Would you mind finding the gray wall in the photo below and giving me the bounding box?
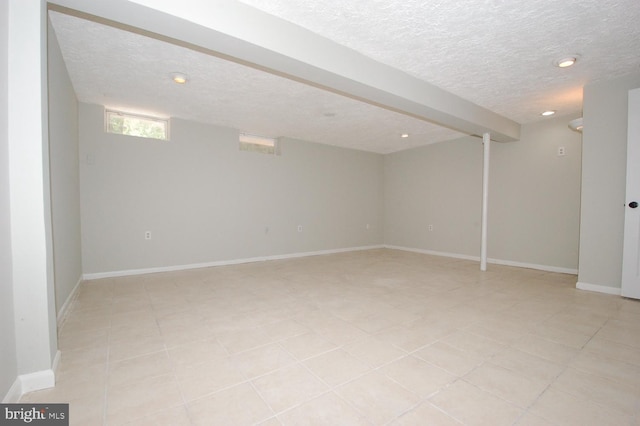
[385,114,583,271]
[384,137,483,257]
[578,72,640,289]
[0,0,19,401]
[490,114,582,269]
[48,20,82,314]
[79,103,383,274]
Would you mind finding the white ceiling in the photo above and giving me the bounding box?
[49,0,640,153]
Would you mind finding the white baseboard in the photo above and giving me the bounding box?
[18,369,55,396]
[385,245,578,274]
[488,258,578,275]
[83,245,385,280]
[2,351,60,403]
[2,378,22,403]
[384,245,478,262]
[57,276,82,327]
[576,281,622,296]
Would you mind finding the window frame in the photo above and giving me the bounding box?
[105,109,170,141]
[239,132,279,155]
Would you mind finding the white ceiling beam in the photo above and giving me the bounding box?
[48,0,520,142]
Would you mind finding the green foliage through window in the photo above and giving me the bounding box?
[106,110,168,140]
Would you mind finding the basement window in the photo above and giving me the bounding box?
[106,110,169,141]
[239,133,278,155]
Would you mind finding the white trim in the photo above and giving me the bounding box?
[480,133,490,271]
[489,258,578,275]
[83,245,385,280]
[576,281,622,296]
[52,350,61,376]
[2,351,60,402]
[385,245,578,274]
[385,245,478,262]
[17,368,55,396]
[57,276,82,327]
[2,378,22,403]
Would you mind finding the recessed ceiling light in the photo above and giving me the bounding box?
[541,110,556,116]
[554,56,578,68]
[401,133,409,138]
[171,72,189,84]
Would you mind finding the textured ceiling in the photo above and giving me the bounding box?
[49,0,640,153]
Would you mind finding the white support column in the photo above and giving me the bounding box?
[8,0,57,394]
[480,133,491,271]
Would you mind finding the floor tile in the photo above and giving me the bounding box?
[108,333,166,362]
[414,341,484,376]
[187,382,274,426]
[105,374,183,425]
[59,327,109,351]
[583,335,640,366]
[252,364,328,414]
[161,324,215,348]
[551,367,640,416]
[279,332,337,361]
[542,310,607,336]
[530,388,632,426]
[380,355,456,398]
[374,324,440,352]
[261,319,310,341]
[489,347,565,383]
[464,320,527,345]
[511,334,580,365]
[350,310,416,334]
[68,395,105,426]
[595,319,640,349]
[109,321,160,342]
[343,335,406,368]
[216,327,277,354]
[438,329,506,358]
[108,351,172,388]
[392,401,463,426]
[166,337,229,367]
[174,356,246,401]
[43,364,108,402]
[513,412,556,426]
[569,350,640,387]
[335,371,420,424]
[277,392,369,425]
[20,250,640,425]
[303,348,371,387]
[429,380,523,426]
[313,320,369,346]
[57,346,108,373]
[529,323,593,349]
[257,417,282,426]
[118,405,191,426]
[463,362,548,408]
[232,343,297,379]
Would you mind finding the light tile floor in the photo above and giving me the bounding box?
[21,249,640,425]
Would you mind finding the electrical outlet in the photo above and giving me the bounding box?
[428,224,433,232]
[297,225,303,233]
[145,231,151,240]
[557,146,566,156]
